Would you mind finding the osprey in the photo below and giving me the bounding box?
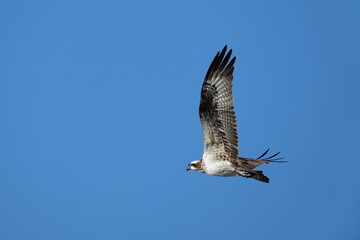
[186,46,286,183]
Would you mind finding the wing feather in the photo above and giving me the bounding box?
[199,46,239,159]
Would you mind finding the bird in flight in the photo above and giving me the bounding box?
[186,46,286,183]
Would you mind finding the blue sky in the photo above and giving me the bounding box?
[1,0,359,239]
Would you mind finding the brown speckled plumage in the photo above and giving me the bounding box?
[187,46,286,183]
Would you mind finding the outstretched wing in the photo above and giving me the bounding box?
[199,46,239,159]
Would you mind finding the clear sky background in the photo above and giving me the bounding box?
[1,1,359,239]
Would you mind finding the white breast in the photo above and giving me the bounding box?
[202,150,237,177]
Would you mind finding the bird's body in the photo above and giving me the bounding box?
[186,46,286,183]
[201,150,236,177]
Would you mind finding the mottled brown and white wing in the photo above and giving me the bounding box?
[199,46,239,159]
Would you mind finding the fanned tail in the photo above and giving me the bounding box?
[237,169,270,183]
[249,170,269,183]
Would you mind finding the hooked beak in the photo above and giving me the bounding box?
[186,165,191,171]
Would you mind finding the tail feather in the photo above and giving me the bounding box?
[236,149,286,183]
[249,170,269,183]
[237,170,270,183]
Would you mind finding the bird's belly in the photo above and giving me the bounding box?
[203,155,237,177]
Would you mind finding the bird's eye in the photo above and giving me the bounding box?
[191,163,196,167]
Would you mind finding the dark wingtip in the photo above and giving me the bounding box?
[204,51,220,80]
[221,45,227,54]
[257,149,286,162]
[270,158,287,162]
[264,151,281,160]
[204,45,235,81]
[257,148,270,159]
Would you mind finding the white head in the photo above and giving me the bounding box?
[186,160,204,173]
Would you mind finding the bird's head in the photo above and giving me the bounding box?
[186,160,204,172]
